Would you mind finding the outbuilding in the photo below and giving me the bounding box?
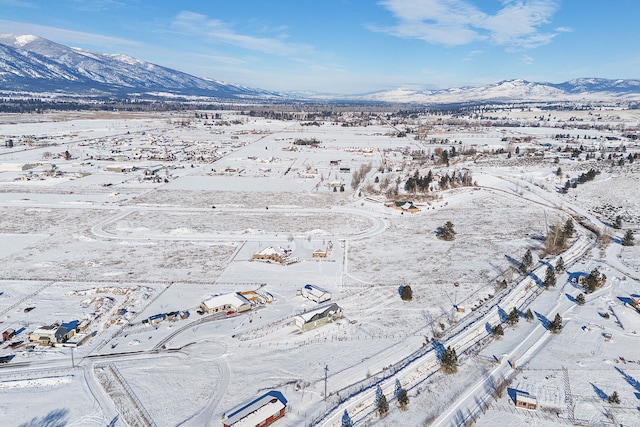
[300,284,332,304]
[514,392,538,410]
[223,390,288,427]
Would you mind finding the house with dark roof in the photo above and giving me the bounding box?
[223,390,288,427]
[293,303,343,332]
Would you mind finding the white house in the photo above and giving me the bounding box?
[293,303,343,332]
[200,292,252,314]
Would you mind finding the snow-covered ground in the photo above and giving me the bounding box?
[0,109,638,427]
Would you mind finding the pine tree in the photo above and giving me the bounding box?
[341,409,353,427]
[377,393,389,416]
[437,221,456,241]
[584,268,606,293]
[544,267,556,288]
[441,346,458,373]
[555,256,565,274]
[608,391,620,404]
[398,389,409,409]
[401,285,413,301]
[622,229,635,246]
[519,249,533,274]
[375,385,383,407]
[507,307,519,326]
[576,293,586,305]
[492,323,504,337]
[613,215,623,229]
[549,313,563,333]
[563,219,575,237]
[525,308,534,322]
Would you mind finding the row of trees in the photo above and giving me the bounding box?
[340,379,410,424]
[405,169,473,193]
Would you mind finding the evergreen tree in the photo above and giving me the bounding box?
[613,215,623,229]
[437,221,456,241]
[608,391,620,404]
[622,229,635,246]
[377,393,389,416]
[584,268,606,293]
[507,307,519,326]
[544,267,556,288]
[341,410,353,427]
[441,346,458,373]
[576,293,586,305]
[525,308,534,322]
[563,219,575,237]
[492,323,504,337]
[401,285,413,301]
[555,256,565,274]
[519,249,533,274]
[398,389,409,409]
[549,313,563,333]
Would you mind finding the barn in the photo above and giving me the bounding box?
[223,390,288,427]
[293,303,343,332]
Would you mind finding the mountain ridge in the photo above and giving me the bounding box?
[1,34,640,103]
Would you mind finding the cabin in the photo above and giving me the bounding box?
[223,390,288,427]
[514,392,538,410]
[293,303,343,332]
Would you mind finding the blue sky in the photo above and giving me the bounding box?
[1,0,639,94]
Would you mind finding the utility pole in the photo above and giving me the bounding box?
[71,347,75,368]
[324,364,329,401]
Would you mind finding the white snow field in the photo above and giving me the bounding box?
[0,108,639,427]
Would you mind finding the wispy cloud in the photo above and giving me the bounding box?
[69,0,126,11]
[170,11,314,56]
[0,0,35,7]
[373,0,561,49]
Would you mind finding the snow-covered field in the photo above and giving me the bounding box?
[0,108,638,427]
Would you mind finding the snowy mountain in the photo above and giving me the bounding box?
[1,34,640,104]
[352,78,640,104]
[0,34,282,99]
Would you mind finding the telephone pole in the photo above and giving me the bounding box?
[324,364,329,401]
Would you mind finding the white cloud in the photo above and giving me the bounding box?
[170,11,314,56]
[375,0,560,48]
[521,54,534,64]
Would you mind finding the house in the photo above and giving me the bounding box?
[394,201,420,213]
[293,303,343,332]
[299,284,332,304]
[252,246,299,265]
[200,292,252,315]
[223,390,288,427]
[28,324,68,345]
[312,241,333,258]
[514,392,538,410]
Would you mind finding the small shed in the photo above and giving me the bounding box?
[2,329,16,341]
[514,392,538,410]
